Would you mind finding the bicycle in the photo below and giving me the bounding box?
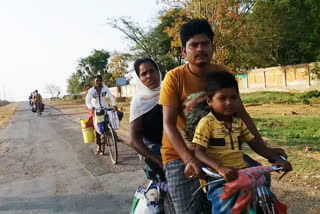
[194,156,288,214]
[94,107,118,164]
[36,103,41,116]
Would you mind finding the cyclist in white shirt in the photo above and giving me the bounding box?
[86,75,117,154]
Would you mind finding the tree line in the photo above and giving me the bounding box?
[67,0,320,94]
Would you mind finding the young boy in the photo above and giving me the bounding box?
[192,71,292,213]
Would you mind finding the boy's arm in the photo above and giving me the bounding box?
[247,138,292,172]
[163,106,201,178]
[194,144,238,182]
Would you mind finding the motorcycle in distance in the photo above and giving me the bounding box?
[94,107,118,164]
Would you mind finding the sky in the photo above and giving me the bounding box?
[0,0,164,101]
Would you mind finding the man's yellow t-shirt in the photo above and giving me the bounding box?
[159,63,227,164]
[193,112,255,169]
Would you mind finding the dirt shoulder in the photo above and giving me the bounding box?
[0,102,20,128]
[245,103,320,116]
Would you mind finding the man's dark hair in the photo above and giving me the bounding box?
[35,90,38,93]
[95,75,103,80]
[134,58,158,77]
[179,19,214,48]
[205,71,239,98]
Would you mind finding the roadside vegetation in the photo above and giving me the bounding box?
[241,90,320,104]
[0,102,20,128]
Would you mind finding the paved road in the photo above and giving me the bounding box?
[0,102,147,214]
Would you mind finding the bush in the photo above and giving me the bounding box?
[299,90,320,99]
[72,95,82,100]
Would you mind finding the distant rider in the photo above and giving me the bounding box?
[33,90,43,114]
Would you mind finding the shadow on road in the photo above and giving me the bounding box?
[0,192,130,214]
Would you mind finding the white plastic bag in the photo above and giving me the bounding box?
[107,111,120,130]
[130,185,163,214]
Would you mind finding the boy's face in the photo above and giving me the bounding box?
[182,34,213,66]
[207,88,239,117]
[85,86,91,94]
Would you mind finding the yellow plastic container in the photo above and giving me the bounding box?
[80,119,95,144]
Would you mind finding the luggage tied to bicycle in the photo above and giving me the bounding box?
[220,166,287,214]
[93,108,120,135]
[130,183,164,214]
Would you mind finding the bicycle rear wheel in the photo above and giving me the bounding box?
[106,125,118,164]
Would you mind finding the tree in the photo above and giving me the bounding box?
[67,72,84,94]
[107,16,181,75]
[108,51,130,86]
[45,83,61,98]
[67,49,111,94]
[160,0,256,72]
[76,49,111,85]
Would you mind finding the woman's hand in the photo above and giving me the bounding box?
[218,166,238,182]
[184,158,201,179]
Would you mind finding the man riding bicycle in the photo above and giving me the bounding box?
[85,75,118,154]
[33,90,43,115]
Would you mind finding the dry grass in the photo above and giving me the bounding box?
[0,102,20,128]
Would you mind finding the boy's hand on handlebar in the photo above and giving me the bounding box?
[184,158,201,179]
[218,166,238,182]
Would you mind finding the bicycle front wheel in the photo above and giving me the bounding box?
[106,125,118,164]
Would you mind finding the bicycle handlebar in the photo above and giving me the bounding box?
[201,155,287,178]
[94,107,116,112]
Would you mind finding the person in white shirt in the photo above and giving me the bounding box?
[86,75,117,154]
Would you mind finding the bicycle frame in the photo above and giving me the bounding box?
[94,107,118,164]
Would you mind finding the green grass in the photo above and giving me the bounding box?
[241,91,320,104]
[253,115,320,149]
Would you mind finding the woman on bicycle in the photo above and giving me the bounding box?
[129,58,165,181]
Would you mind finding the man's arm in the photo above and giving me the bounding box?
[235,96,265,143]
[105,87,116,107]
[237,97,288,157]
[247,138,293,172]
[163,105,201,178]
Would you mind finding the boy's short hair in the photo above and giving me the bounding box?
[206,71,239,98]
[134,58,158,77]
[84,84,91,89]
[179,19,214,48]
